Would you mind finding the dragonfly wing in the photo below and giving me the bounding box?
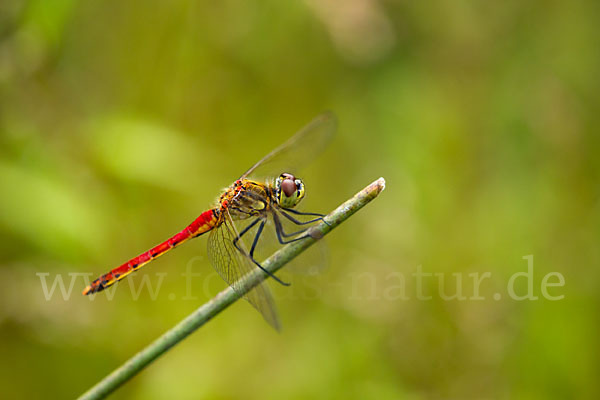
[207,211,281,330]
[240,111,337,180]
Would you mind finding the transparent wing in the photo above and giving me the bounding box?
[207,211,281,330]
[240,111,337,180]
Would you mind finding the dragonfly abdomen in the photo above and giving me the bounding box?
[82,209,219,295]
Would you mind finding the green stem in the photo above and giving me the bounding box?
[78,177,386,400]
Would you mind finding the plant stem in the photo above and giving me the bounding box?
[78,177,386,400]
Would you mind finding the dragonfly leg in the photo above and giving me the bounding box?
[249,219,266,258]
[232,217,291,286]
[272,211,312,244]
[279,209,325,226]
[283,208,326,218]
[281,208,331,227]
[272,210,308,238]
[232,217,261,248]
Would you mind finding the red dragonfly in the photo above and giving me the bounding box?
[83,112,337,329]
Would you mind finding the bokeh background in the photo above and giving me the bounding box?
[1,0,599,399]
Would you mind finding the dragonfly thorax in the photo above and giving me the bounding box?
[275,173,305,209]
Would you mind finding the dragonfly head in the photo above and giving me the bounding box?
[275,173,305,208]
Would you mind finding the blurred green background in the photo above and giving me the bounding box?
[1,0,599,399]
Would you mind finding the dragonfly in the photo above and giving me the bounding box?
[83,112,337,330]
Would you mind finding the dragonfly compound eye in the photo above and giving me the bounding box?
[281,178,296,197]
[276,174,305,208]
